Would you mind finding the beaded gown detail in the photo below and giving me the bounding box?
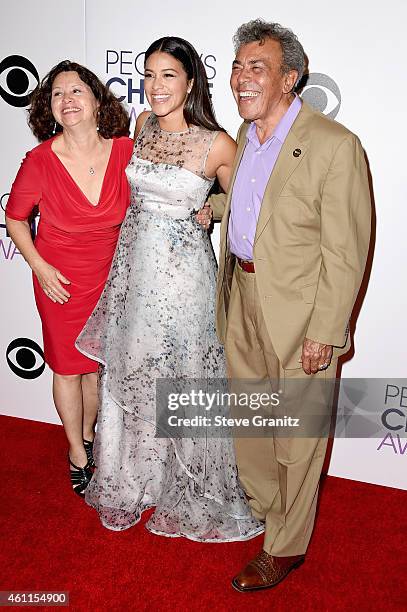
[76,114,263,542]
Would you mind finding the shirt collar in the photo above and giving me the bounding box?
[246,94,302,151]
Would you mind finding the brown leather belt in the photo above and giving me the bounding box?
[237,258,255,273]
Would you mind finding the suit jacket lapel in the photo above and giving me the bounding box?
[254,102,312,244]
[220,121,249,246]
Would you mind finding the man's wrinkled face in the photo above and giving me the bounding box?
[230,38,296,122]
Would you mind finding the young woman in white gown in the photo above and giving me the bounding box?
[76,36,263,542]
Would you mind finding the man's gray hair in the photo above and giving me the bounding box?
[233,19,305,84]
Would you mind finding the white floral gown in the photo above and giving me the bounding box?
[76,113,263,542]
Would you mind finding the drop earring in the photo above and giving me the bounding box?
[52,122,57,135]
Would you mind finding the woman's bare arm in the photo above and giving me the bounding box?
[196,132,237,227]
[205,131,237,192]
[134,110,151,139]
[6,217,71,303]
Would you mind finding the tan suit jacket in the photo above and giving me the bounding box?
[210,101,371,369]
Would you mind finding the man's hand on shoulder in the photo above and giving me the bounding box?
[300,338,333,375]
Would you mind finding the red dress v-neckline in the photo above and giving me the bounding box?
[6,134,134,375]
[49,137,115,208]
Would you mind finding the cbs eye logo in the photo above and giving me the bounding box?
[298,73,341,119]
[1,193,9,213]
[0,193,9,229]
[6,338,45,379]
[0,55,39,108]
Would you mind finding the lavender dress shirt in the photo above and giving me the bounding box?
[228,95,302,261]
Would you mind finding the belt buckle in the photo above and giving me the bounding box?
[238,258,255,273]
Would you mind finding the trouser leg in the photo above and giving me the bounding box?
[264,361,336,556]
[225,266,279,520]
[225,264,336,555]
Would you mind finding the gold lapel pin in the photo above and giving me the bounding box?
[293,148,302,157]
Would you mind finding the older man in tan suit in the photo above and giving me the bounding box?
[203,19,371,592]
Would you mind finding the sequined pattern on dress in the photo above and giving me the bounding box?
[76,113,264,542]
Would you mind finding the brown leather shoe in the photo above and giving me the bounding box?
[232,550,305,592]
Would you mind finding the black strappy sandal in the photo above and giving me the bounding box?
[69,456,93,497]
[83,439,95,469]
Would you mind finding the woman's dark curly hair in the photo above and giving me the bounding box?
[28,60,130,142]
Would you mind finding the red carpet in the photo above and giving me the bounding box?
[0,414,405,611]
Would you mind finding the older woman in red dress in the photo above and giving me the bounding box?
[6,61,133,496]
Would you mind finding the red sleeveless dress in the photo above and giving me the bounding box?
[6,136,133,374]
